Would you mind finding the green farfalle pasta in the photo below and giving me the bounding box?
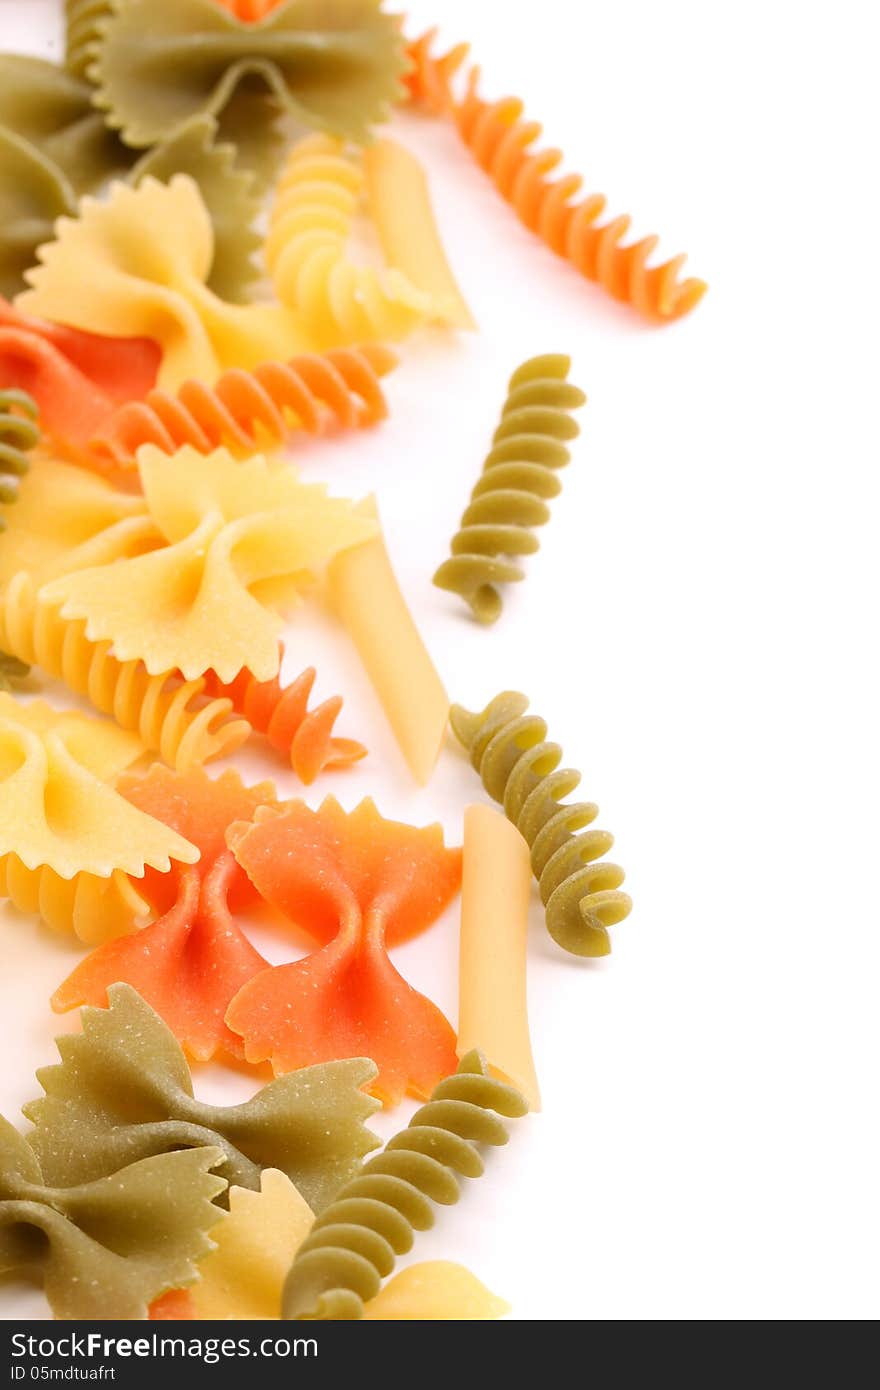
[24,985,380,1212]
[0,389,40,521]
[282,1051,528,1320]
[451,691,632,957]
[91,0,407,150]
[0,56,129,196]
[0,650,30,691]
[434,355,586,624]
[0,127,76,299]
[131,117,263,302]
[65,0,115,81]
[0,1114,225,1321]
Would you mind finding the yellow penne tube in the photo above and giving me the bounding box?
[328,498,449,785]
[458,803,541,1110]
[364,138,475,330]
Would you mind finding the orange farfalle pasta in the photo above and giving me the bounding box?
[52,766,279,1063]
[401,27,471,115]
[226,798,461,1106]
[201,651,366,785]
[454,68,706,322]
[0,298,160,455]
[88,345,397,470]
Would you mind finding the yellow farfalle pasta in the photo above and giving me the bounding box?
[40,445,378,682]
[0,458,155,594]
[363,1263,509,1320]
[190,1169,314,1320]
[17,176,311,390]
[0,573,251,772]
[0,695,197,878]
[266,135,462,347]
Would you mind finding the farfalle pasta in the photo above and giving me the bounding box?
[0,457,154,594]
[129,117,264,304]
[363,1263,510,1321]
[185,1169,314,1320]
[0,1114,225,1322]
[0,694,197,879]
[0,55,127,196]
[0,573,252,771]
[0,126,76,300]
[226,797,461,1105]
[18,176,309,390]
[38,444,378,683]
[27,984,380,1213]
[0,297,161,455]
[53,766,278,1062]
[92,0,407,149]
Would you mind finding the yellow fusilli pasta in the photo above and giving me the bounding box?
[266,136,455,347]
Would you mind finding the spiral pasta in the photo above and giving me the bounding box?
[88,346,397,469]
[450,692,632,957]
[64,0,113,80]
[0,389,39,522]
[0,856,148,945]
[434,355,585,624]
[282,1051,527,1319]
[401,27,470,115]
[454,68,706,322]
[201,657,366,785]
[0,572,251,771]
[266,135,439,347]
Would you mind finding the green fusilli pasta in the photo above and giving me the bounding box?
[0,390,39,524]
[282,1051,527,1320]
[434,354,585,623]
[451,691,632,957]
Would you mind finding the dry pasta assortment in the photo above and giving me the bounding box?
[0,0,704,1321]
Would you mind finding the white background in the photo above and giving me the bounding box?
[1,0,878,1320]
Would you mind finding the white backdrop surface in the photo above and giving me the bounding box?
[0,0,877,1321]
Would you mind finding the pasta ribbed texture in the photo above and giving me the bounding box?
[201,658,366,784]
[0,573,251,771]
[434,354,585,623]
[0,390,39,523]
[401,27,470,115]
[64,0,113,80]
[266,136,435,346]
[451,692,632,957]
[282,1050,527,1320]
[455,69,706,321]
[0,856,147,945]
[89,346,397,468]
